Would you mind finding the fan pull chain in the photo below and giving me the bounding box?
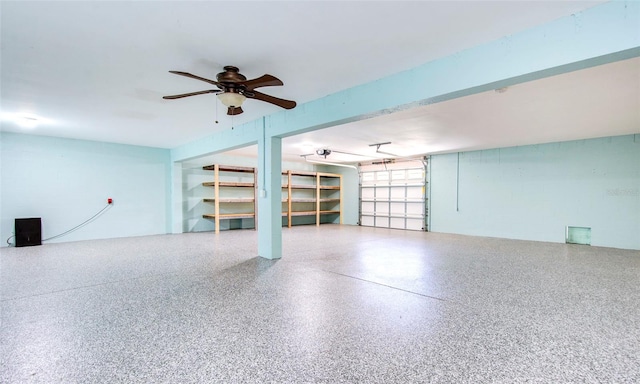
[215,100,219,124]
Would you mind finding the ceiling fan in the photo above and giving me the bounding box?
[163,66,296,115]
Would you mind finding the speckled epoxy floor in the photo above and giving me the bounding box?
[1,225,639,383]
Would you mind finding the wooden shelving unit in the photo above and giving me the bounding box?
[283,170,342,228]
[202,165,342,232]
[202,164,257,233]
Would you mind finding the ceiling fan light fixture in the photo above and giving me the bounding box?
[217,92,246,108]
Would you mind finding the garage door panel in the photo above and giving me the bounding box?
[375,171,389,182]
[406,186,423,199]
[361,216,375,226]
[361,188,375,199]
[362,201,375,214]
[406,218,424,231]
[376,217,390,227]
[406,203,424,215]
[390,187,406,199]
[390,202,405,215]
[359,163,428,231]
[390,218,405,229]
[376,188,390,199]
[407,169,424,180]
[375,202,389,214]
[362,172,375,183]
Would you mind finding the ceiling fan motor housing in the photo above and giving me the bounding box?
[217,66,247,84]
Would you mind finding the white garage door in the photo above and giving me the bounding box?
[360,159,428,231]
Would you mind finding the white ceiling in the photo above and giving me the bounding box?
[3,0,637,165]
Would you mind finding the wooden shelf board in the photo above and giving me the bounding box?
[283,184,316,189]
[320,210,341,215]
[317,172,341,178]
[203,165,255,173]
[203,182,255,187]
[283,170,317,177]
[203,198,255,203]
[282,198,314,203]
[281,184,340,190]
[203,213,255,220]
[283,211,315,217]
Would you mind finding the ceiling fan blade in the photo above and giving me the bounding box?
[162,90,220,99]
[168,71,221,87]
[247,90,296,109]
[242,74,284,90]
[227,106,244,116]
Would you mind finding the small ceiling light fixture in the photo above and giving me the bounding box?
[217,92,246,108]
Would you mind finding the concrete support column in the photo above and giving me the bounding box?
[257,131,282,259]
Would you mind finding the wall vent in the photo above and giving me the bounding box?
[566,226,591,245]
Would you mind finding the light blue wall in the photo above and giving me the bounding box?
[0,132,171,245]
[430,135,640,250]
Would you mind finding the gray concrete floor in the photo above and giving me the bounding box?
[1,225,639,383]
